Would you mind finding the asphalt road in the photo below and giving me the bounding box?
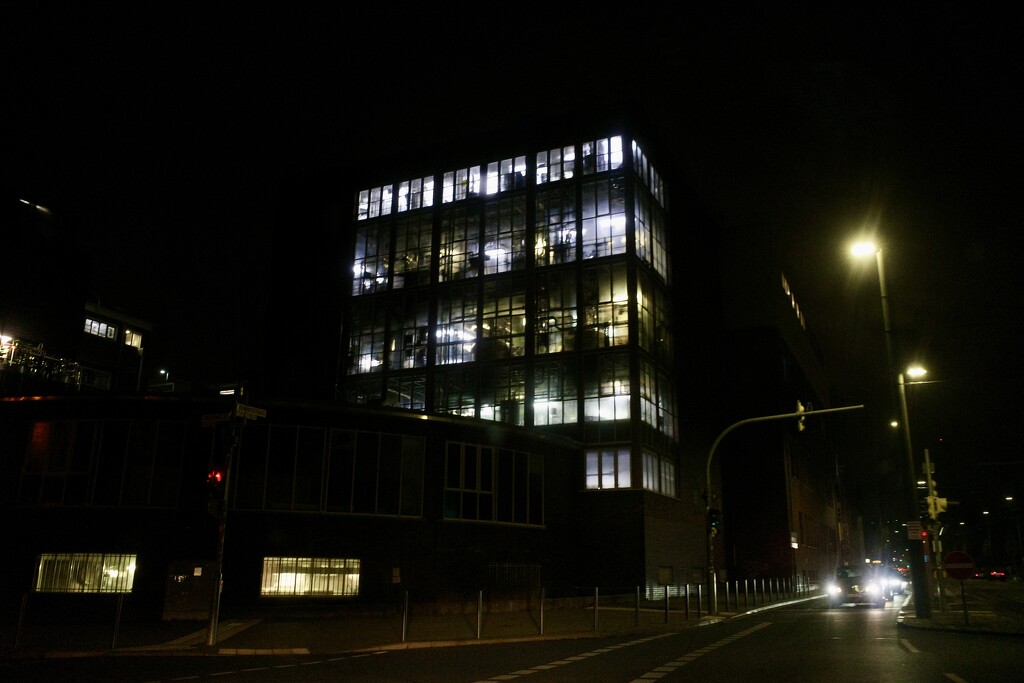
[5,595,1023,682]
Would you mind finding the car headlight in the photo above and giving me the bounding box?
[827,583,841,595]
[865,583,879,594]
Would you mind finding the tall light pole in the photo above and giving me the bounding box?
[851,241,932,618]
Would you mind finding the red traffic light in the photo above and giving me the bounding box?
[207,469,224,485]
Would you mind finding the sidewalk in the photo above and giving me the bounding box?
[8,584,1021,659]
[896,582,1024,636]
[4,594,797,659]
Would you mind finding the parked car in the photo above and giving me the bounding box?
[827,567,888,608]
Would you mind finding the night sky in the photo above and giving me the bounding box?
[4,6,1022,525]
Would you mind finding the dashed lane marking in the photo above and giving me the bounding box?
[470,632,676,682]
[627,622,772,683]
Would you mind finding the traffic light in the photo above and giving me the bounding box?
[708,508,722,536]
[206,467,226,517]
[926,495,948,520]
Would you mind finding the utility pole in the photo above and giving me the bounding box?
[206,402,265,647]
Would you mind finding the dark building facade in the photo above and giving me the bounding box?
[1,394,589,622]
[715,226,848,588]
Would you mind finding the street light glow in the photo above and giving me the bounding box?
[906,365,927,379]
[850,241,879,257]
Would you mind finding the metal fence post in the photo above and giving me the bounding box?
[477,591,483,639]
[111,593,124,650]
[402,590,409,642]
[540,587,545,635]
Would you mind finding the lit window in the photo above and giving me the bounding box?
[485,156,527,194]
[355,185,394,220]
[585,447,631,489]
[84,318,117,340]
[581,136,623,175]
[124,329,143,350]
[536,145,575,184]
[260,557,360,597]
[35,553,137,593]
[642,450,677,497]
[396,176,435,212]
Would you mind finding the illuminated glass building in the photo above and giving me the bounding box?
[337,127,700,590]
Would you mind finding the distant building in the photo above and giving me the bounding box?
[715,225,847,587]
[1,198,151,396]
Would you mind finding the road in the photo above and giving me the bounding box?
[4,596,1023,682]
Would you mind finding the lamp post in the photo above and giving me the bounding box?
[851,241,932,618]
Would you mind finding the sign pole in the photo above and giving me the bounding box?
[960,580,968,625]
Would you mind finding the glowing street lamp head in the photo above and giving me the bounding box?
[906,365,927,379]
[850,241,879,257]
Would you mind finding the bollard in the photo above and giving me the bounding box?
[664,586,670,623]
[744,579,749,608]
[697,583,703,619]
[636,586,641,627]
[593,587,599,631]
[685,583,690,620]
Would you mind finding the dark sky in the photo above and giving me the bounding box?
[4,5,1022,519]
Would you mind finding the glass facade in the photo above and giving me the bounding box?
[345,132,678,497]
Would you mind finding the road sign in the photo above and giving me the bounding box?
[234,403,266,420]
[906,521,923,540]
[943,550,976,580]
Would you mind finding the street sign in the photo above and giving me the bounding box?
[906,521,923,540]
[234,403,266,420]
[943,550,976,580]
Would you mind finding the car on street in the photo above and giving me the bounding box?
[827,567,888,608]
[881,567,909,596]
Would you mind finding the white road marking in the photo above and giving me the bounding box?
[900,638,921,653]
[627,622,773,683]
[471,632,675,682]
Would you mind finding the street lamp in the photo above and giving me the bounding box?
[851,240,932,618]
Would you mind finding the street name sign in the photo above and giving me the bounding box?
[234,403,266,420]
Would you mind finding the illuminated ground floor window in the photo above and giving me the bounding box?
[35,553,137,593]
[260,557,360,597]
